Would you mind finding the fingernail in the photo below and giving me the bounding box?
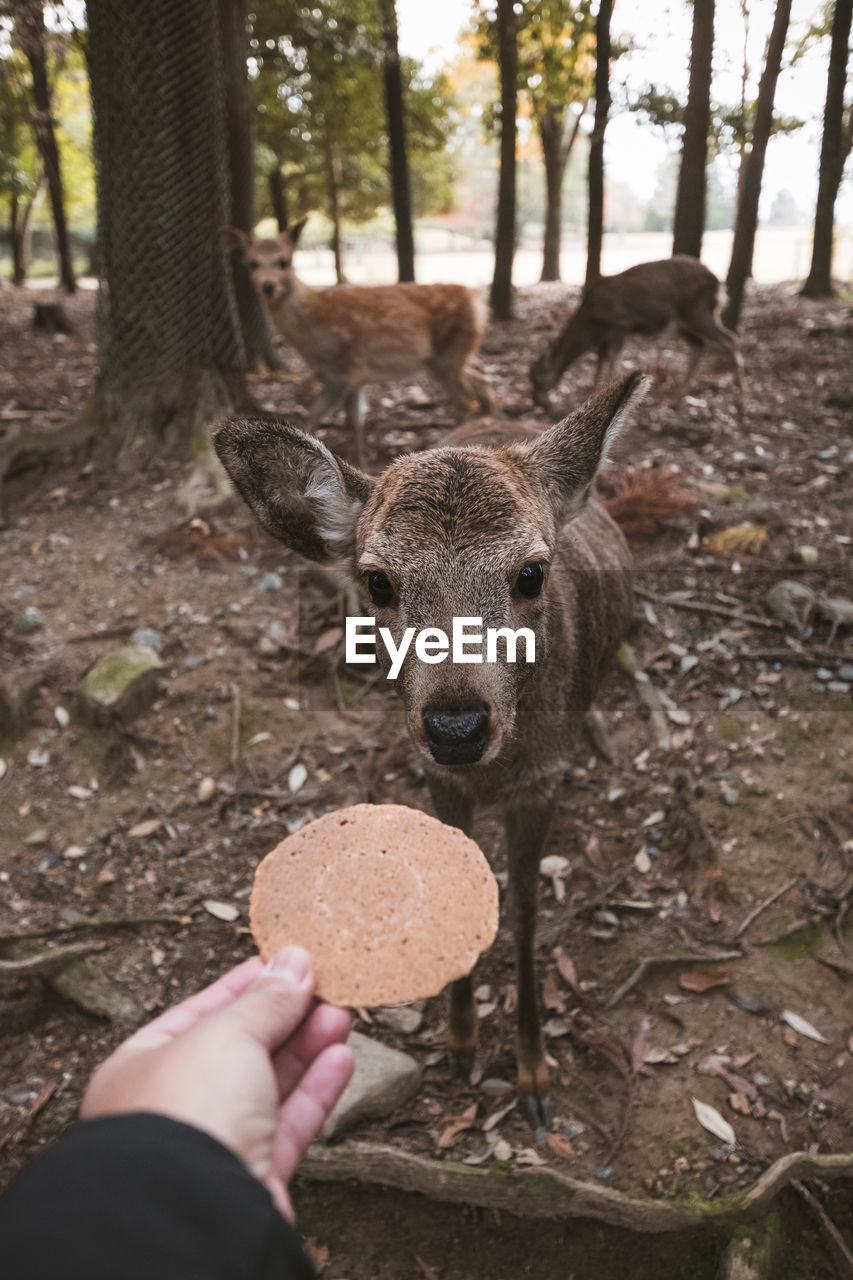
[268,946,311,985]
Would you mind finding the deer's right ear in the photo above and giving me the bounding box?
[220,226,250,253]
[214,418,373,564]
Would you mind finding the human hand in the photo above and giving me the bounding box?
[81,948,353,1220]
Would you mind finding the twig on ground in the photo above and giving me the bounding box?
[605,951,743,1009]
[615,642,671,751]
[732,877,800,941]
[792,1179,853,1276]
[635,588,778,631]
[0,940,106,976]
[0,913,186,942]
[584,707,617,763]
[739,647,853,666]
[0,1078,58,1156]
[230,682,241,769]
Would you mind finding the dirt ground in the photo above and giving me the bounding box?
[1,278,852,1276]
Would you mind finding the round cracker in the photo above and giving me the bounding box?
[250,803,498,1008]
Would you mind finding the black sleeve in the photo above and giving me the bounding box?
[0,1113,317,1280]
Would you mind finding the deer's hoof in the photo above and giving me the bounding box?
[518,1093,554,1141]
[447,1052,476,1082]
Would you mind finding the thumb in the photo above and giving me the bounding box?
[220,947,315,1051]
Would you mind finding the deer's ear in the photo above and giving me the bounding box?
[509,372,647,525]
[214,418,373,564]
[220,226,250,254]
[282,216,308,248]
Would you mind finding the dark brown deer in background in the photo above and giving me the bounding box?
[214,373,644,1133]
[530,256,744,413]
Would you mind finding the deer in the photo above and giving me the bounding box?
[214,372,644,1136]
[222,219,493,468]
[530,256,745,413]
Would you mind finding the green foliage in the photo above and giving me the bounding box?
[247,0,456,227]
[0,48,39,206]
[473,0,596,134]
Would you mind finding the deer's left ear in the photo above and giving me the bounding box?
[214,417,373,565]
[507,372,647,525]
[220,226,250,254]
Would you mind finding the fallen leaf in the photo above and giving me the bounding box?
[546,1131,575,1159]
[202,899,240,923]
[634,847,652,874]
[129,817,162,838]
[707,895,722,924]
[515,1147,547,1166]
[679,970,731,993]
[729,1092,751,1116]
[312,627,343,657]
[555,949,580,993]
[288,762,308,793]
[692,1096,736,1146]
[781,1010,829,1044]
[783,1026,799,1047]
[644,1047,678,1065]
[543,1017,571,1039]
[631,1017,651,1074]
[415,1257,441,1280]
[493,1138,512,1161]
[437,1102,478,1149]
[543,971,567,1014]
[303,1240,330,1276]
[482,1099,517,1132]
[705,524,768,557]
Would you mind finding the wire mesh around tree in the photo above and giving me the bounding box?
[86,0,246,393]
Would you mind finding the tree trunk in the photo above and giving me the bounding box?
[18,1,76,294]
[586,0,612,288]
[672,0,715,257]
[219,0,279,369]
[380,0,415,283]
[85,0,247,460]
[722,0,792,330]
[10,185,39,286]
[491,0,518,320]
[801,0,853,297]
[268,167,289,231]
[325,140,345,284]
[539,108,566,282]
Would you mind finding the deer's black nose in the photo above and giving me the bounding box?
[261,281,275,296]
[422,701,490,765]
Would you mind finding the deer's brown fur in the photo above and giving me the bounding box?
[530,255,744,412]
[223,219,492,466]
[215,373,643,1127]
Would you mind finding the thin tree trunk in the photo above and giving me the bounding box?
[219,0,278,369]
[491,0,518,320]
[268,167,289,232]
[325,141,345,284]
[380,0,415,283]
[801,0,853,297]
[539,108,565,282]
[18,1,76,293]
[722,0,792,330]
[586,0,612,288]
[672,0,715,257]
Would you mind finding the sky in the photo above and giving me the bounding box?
[396,0,846,224]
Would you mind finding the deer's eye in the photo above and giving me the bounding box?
[248,261,259,270]
[278,258,290,270]
[367,571,395,607]
[516,562,544,598]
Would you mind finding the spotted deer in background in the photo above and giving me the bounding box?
[214,373,643,1132]
[223,219,493,467]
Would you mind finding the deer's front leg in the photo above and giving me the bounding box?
[505,794,556,1135]
[427,775,477,1072]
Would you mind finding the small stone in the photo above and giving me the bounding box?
[14,607,45,634]
[321,1031,422,1139]
[480,1077,514,1099]
[258,572,284,592]
[257,634,279,656]
[827,682,850,694]
[722,787,739,806]
[197,776,216,804]
[78,646,164,725]
[131,627,162,650]
[744,498,784,529]
[375,1004,423,1035]
[797,545,819,566]
[202,899,240,923]
[54,705,70,728]
[288,762,308,793]
[839,665,853,682]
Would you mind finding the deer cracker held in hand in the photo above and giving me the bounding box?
[214,373,642,1131]
[530,255,744,412]
[223,219,492,467]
